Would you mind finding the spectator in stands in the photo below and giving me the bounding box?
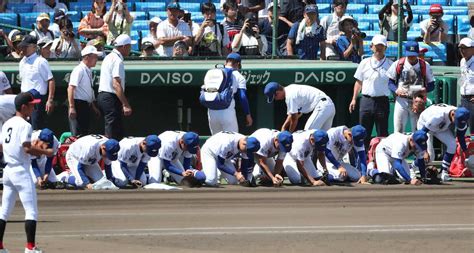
[68,46,103,136]
[349,35,393,147]
[237,0,265,17]
[78,0,109,41]
[37,36,53,58]
[287,4,325,60]
[104,0,134,45]
[87,38,106,55]
[146,17,162,52]
[194,1,225,56]
[420,4,448,44]
[173,40,189,57]
[280,0,305,24]
[30,13,55,41]
[97,34,135,140]
[458,38,474,134]
[321,0,349,59]
[51,18,81,59]
[469,16,474,40]
[6,30,22,59]
[378,0,413,42]
[0,29,11,58]
[231,12,267,56]
[222,1,242,53]
[335,16,363,63]
[18,35,56,130]
[156,2,192,57]
[50,9,67,38]
[386,41,435,133]
[140,38,156,58]
[259,2,291,56]
[33,0,68,13]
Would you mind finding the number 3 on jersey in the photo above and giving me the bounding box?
[4,127,12,143]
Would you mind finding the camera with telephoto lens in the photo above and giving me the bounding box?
[352,27,366,39]
[183,13,191,22]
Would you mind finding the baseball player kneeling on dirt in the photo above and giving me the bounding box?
[64,134,120,189]
[201,131,260,187]
[147,131,204,187]
[111,135,161,188]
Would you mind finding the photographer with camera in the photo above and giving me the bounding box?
[104,0,134,45]
[231,12,267,56]
[194,1,225,56]
[259,2,291,56]
[420,4,448,44]
[378,0,413,42]
[51,18,81,59]
[336,16,363,63]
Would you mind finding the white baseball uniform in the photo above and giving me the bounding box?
[0,71,11,95]
[375,132,422,181]
[208,68,247,135]
[417,104,457,161]
[322,126,363,182]
[0,116,38,221]
[250,128,287,179]
[29,130,59,184]
[65,134,110,187]
[284,84,335,131]
[111,137,149,187]
[201,131,246,186]
[0,95,16,133]
[147,131,193,184]
[283,130,323,184]
[386,59,434,133]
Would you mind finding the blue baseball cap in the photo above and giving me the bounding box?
[412,130,428,151]
[305,4,318,13]
[193,170,206,183]
[455,107,470,128]
[246,137,261,154]
[28,89,41,100]
[145,135,161,157]
[226,52,241,62]
[277,131,293,153]
[39,128,54,146]
[183,132,199,154]
[104,139,120,161]
[264,82,280,103]
[351,125,366,147]
[167,2,181,10]
[312,130,329,151]
[404,41,419,57]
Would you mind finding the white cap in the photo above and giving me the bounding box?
[459,37,474,48]
[81,45,104,57]
[371,34,387,47]
[37,36,53,48]
[149,16,162,24]
[113,34,137,47]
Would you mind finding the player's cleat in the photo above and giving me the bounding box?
[65,183,78,190]
[440,170,451,182]
[24,247,42,253]
[0,248,10,253]
[53,181,66,189]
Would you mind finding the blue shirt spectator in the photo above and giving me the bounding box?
[258,2,291,56]
[335,16,363,63]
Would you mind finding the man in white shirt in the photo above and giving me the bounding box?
[0,92,51,253]
[68,46,103,136]
[111,135,161,188]
[320,0,349,59]
[156,2,192,57]
[349,35,393,146]
[18,35,56,130]
[283,129,329,186]
[29,13,55,41]
[0,71,12,95]
[420,4,448,44]
[250,129,293,187]
[458,38,474,134]
[147,131,204,186]
[32,0,68,13]
[201,131,260,187]
[264,83,335,132]
[97,34,135,140]
[417,105,470,182]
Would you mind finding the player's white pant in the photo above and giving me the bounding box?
[0,166,38,221]
[304,97,336,131]
[111,161,147,187]
[66,152,104,187]
[147,157,186,184]
[375,147,410,182]
[29,158,58,184]
[208,100,238,135]
[201,148,238,186]
[252,158,276,179]
[394,97,419,133]
[426,131,456,163]
[322,161,361,182]
[283,155,322,184]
